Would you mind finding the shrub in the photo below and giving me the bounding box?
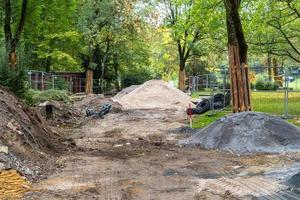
[25,89,70,106]
[255,79,278,91]
[0,64,27,97]
[122,69,153,88]
[255,79,266,90]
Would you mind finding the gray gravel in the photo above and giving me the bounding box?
[179,112,300,154]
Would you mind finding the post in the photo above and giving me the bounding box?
[69,77,73,93]
[41,72,44,91]
[79,78,82,93]
[284,70,289,118]
[28,71,32,88]
[52,74,55,90]
[206,74,209,90]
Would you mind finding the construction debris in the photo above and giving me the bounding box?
[86,104,112,118]
[0,87,63,178]
[113,80,193,110]
[179,112,300,154]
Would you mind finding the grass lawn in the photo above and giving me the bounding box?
[191,91,300,129]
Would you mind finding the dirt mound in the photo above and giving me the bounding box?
[113,80,192,110]
[113,85,139,100]
[179,112,300,154]
[0,87,62,178]
[74,94,123,113]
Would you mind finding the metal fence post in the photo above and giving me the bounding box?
[69,77,73,93]
[196,76,199,92]
[28,71,32,89]
[41,72,44,91]
[52,74,55,90]
[192,76,196,93]
[284,70,289,118]
[206,74,209,90]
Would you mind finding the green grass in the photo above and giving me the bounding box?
[191,91,300,128]
[192,111,227,129]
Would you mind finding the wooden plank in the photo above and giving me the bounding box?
[229,45,239,112]
[233,46,245,112]
[241,63,249,111]
[228,46,235,112]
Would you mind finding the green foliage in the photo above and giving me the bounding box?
[25,89,70,106]
[122,68,154,87]
[254,75,278,91]
[0,64,27,97]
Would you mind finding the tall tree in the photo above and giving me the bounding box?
[3,0,28,68]
[224,0,251,112]
[162,0,203,90]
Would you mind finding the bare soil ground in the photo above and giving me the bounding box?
[22,107,300,200]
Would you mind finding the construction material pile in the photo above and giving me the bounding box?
[113,80,192,110]
[179,112,300,154]
[74,94,123,113]
[0,87,61,178]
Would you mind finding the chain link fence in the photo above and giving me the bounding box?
[189,67,300,118]
[27,70,110,94]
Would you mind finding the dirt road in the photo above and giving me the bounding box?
[23,109,300,200]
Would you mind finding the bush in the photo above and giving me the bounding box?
[25,89,70,106]
[122,69,153,88]
[0,64,27,97]
[255,79,278,91]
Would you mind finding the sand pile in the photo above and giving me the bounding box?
[113,80,192,110]
[179,112,300,154]
[0,87,62,178]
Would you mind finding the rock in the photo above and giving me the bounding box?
[0,145,8,154]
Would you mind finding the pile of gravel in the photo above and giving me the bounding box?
[179,112,300,154]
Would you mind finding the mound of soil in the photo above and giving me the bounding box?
[179,112,300,154]
[74,94,123,113]
[0,87,63,178]
[113,80,193,110]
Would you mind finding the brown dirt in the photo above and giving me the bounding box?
[21,107,300,200]
[0,87,67,174]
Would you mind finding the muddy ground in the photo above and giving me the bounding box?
[22,108,300,200]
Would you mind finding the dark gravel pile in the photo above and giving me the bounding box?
[179,112,300,154]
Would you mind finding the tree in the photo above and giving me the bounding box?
[161,0,204,90]
[267,0,300,63]
[22,0,81,72]
[224,0,251,112]
[3,0,28,68]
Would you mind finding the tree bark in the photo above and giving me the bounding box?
[267,53,272,81]
[85,69,93,94]
[224,0,251,112]
[3,0,28,68]
[177,40,189,91]
[113,54,120,91]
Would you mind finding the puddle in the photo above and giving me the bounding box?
[0,170,32,199]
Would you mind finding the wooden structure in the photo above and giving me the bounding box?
[228,46,252,112]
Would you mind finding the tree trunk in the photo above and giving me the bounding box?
[113,54,120,91]
[224,0,251,112]
[273,57,282,87]
[85,69,93,94]
[4,0,28,69]
[179,69,186,91]
[178,59,186,91]
[267,53,272,81]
